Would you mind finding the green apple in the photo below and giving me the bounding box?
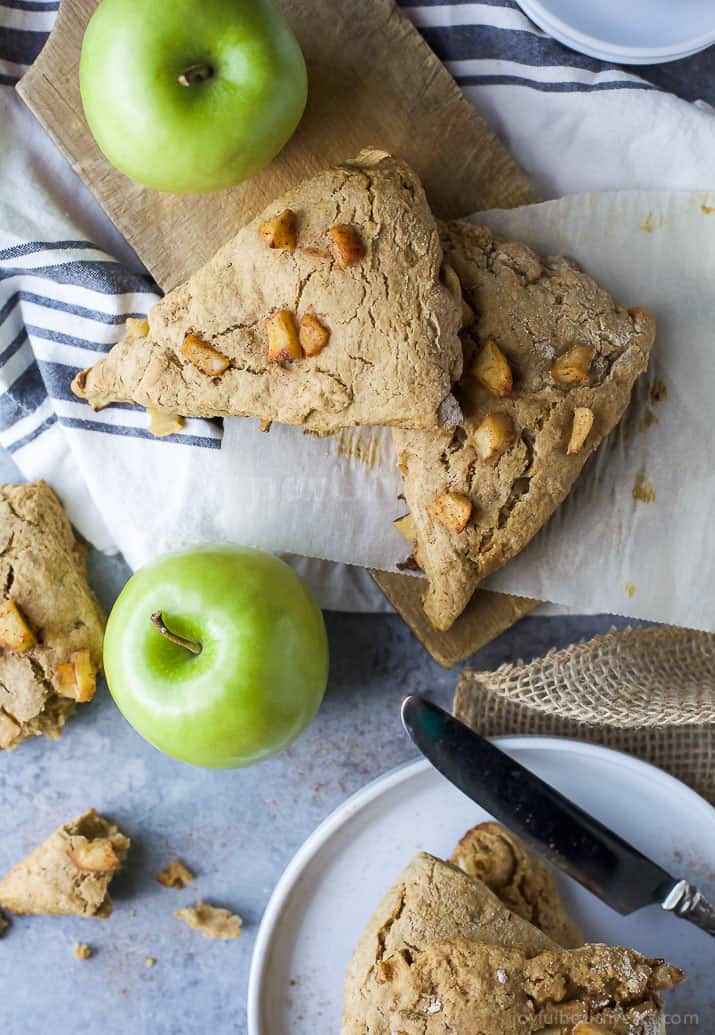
[79,0,307,193]
[104,547,328,767]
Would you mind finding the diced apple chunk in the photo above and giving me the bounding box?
[328,224,366,268]
[299,313,330,357]
[428,492,473,533]
[147,409,185,438]
[181,333,230,377]
[68,839,120,873]
[125,317,150,340]
[266,310,303,364]
[259,208,297,251]
[0,599,36,653]
[393,514,417,541]
[472,340,513,397]
[54,649,97,704]
[567,406,594,454]
[473,412,516,462]
[551,344,594,386]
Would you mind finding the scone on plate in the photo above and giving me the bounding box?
[0,809,130,918]
[73,150,463,434]
[343,852,556,1022]
[342,850,683,1035]
[393,221,656,631]
[0,482,105,750]
[452,822,583,948]
[345,937,681,1035]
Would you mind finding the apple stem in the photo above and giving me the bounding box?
[177,63,214,88]
[150,611,202,656]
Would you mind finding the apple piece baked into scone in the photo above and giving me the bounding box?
[0,482,105,751]
[0,809,130,918]
[393,221,656,631]
[452,822,583,948]
[72,151,463,433]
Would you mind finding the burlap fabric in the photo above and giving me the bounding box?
[454,626,715,804]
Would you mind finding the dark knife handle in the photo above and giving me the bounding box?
[662,880,715,938]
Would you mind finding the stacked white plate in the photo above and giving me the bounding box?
[517,0,715,64]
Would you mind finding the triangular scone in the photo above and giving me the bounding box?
[343,852,555,1028]
[393,221,656,631]
[452,822,583,948]
[0,809,129,918]
[343,937,681,1035]
[72,151,463,433]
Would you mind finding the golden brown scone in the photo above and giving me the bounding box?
[72,151,463,434]
[343,852,555,1030]
[343,937,681,1035]
[393,221,656,631]
[0,809,130,918]
[0,482,105,750]
[452,822,583,948]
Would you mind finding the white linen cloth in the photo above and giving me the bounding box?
[1,0,713,610]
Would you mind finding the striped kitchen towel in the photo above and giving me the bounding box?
[1,0,713,594]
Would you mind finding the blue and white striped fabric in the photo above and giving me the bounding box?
[1,0,713,602]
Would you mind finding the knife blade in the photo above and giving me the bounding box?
[401,694,715,938]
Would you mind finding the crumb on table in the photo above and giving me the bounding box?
[73,942,92,961]
[176,901,243,940]
[157,859,194,890]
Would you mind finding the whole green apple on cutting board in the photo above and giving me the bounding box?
[79,0,308,192]
[103,547,329,767]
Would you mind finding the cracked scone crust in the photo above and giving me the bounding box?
[0,809,130,918]
[393,221,656,631]
[452,822,583,948]
[72,151,463,433]
[342,852,555,1031]
[343,938,680,1035]
[0,482,105,750]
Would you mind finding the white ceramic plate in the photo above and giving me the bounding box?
[517,0,715,64]
[248,738,715,1034]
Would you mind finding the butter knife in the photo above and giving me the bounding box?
[401,695,715,939]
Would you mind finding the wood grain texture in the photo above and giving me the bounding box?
[18,0,540,664]
[372,572,539,668]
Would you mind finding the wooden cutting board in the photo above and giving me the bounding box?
[18,0,540,665]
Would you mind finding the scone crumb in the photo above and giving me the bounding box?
[176,901,242,940]
[73,942,92,961]
[157,859,194,890]
[145,956,156,969]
